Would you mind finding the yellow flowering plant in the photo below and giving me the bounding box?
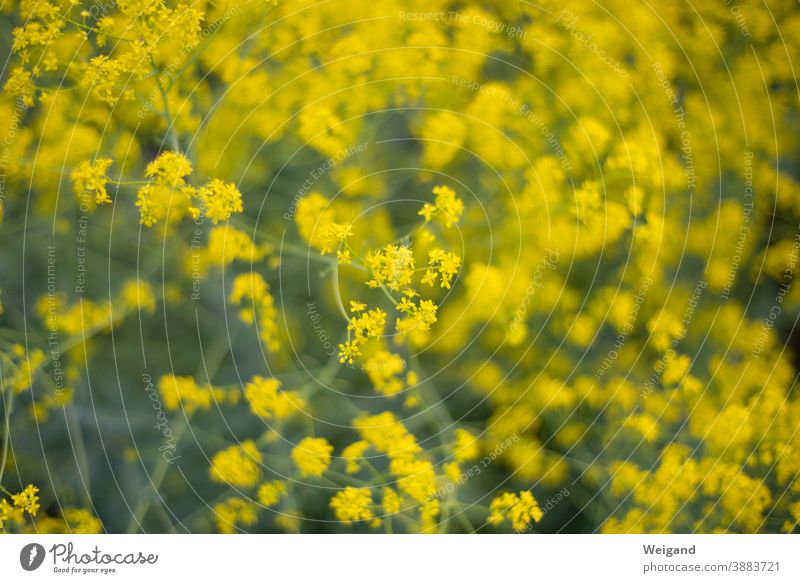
[0,0,799,536]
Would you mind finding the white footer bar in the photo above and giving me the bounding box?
[2,534,797,582]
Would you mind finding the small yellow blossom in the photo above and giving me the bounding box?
[229,273,280,352]
[330,487,375,524]
[158,374,230,413]
[417,186,464,228]
[382,487,401,515]
[453,428,480,463]
[145,151,193,186]
[119,280,156,313]
[196,179,244,224]
[341,440,370,474]
[71,158,114,205]
[257,480,287,507]
[213,497,258,534]
[366,245,415,291]
[209,441,262,487]
[489,491,543,531]
[12,484,40,517]
[245,376,304,420]
[364,351,406,396]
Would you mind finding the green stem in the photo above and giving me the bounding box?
[65,405,93,508]
[0,355,16,488]
[378,282,399,306]
[149,55,181,153]
[331,268,350,322]
[0,369,15,487]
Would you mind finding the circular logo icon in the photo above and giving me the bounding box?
[20,543,46,571]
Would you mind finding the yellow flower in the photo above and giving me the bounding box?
[275,510,303,534]
[336,248,352,264]
[135,182,191,227]
[213,497,258,534]
[662,353,692,386]
[71,158,114,205]
[245,376,304,420]
[136,152,243,226]
[489,491,543,531]
[7,345,45,394]
[647,311,686,352]
[354,411,422,459]
[12,484,40,517]
[0,498,23,529]
[62,508,103,534]
[158,374,229,413]
[418,203,437,222]
[623,413,659,443]
[318,222,353,255]
[145,151,193,186]
[209,441,262,487]
[341,440,370,474]
[197,178,244,224]
[3,67,35,107]
[417,186,465,228]
[366,244,415,291]
[364,351,406,396]
[330,487,375,524]
[257,480,287,507]
[425,249,461,289]
[338,308,387,365]
[194,226,271,274]
[382,487,401,515]
[431,186,464,228]
[119,279,156,313]
[444,461,461,482]
[292,437,333,477]
[348,308,387,338]
[337,340,361,365]
[349,300,366,313]
[391,457,437,503]
[229,273,280,352]
[395,298,438,335]
[453,428,480,463]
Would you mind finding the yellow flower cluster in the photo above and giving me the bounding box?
[363,351,408,397]
[366,245,416,291]
[3,344,45,395]
[136,151,243,227]
[245,377,305,420]
[1,483,101,533]
[343,412,441,531]
[419,186,464,228]
[330,487,378,526]
[190,226,272,276]
[452,429,481,463]
[422,249,462,289]
[229,273,281,353]
[212,498,258,535]
[338,307,387,365]
[291,437,334,477]
[210,441,262,488]
[488,491,544,532]
[71,158,114,206]
[158,374,236,414]
[257,481,287,508]
[33,508,103,534]
[0,484,40,529]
